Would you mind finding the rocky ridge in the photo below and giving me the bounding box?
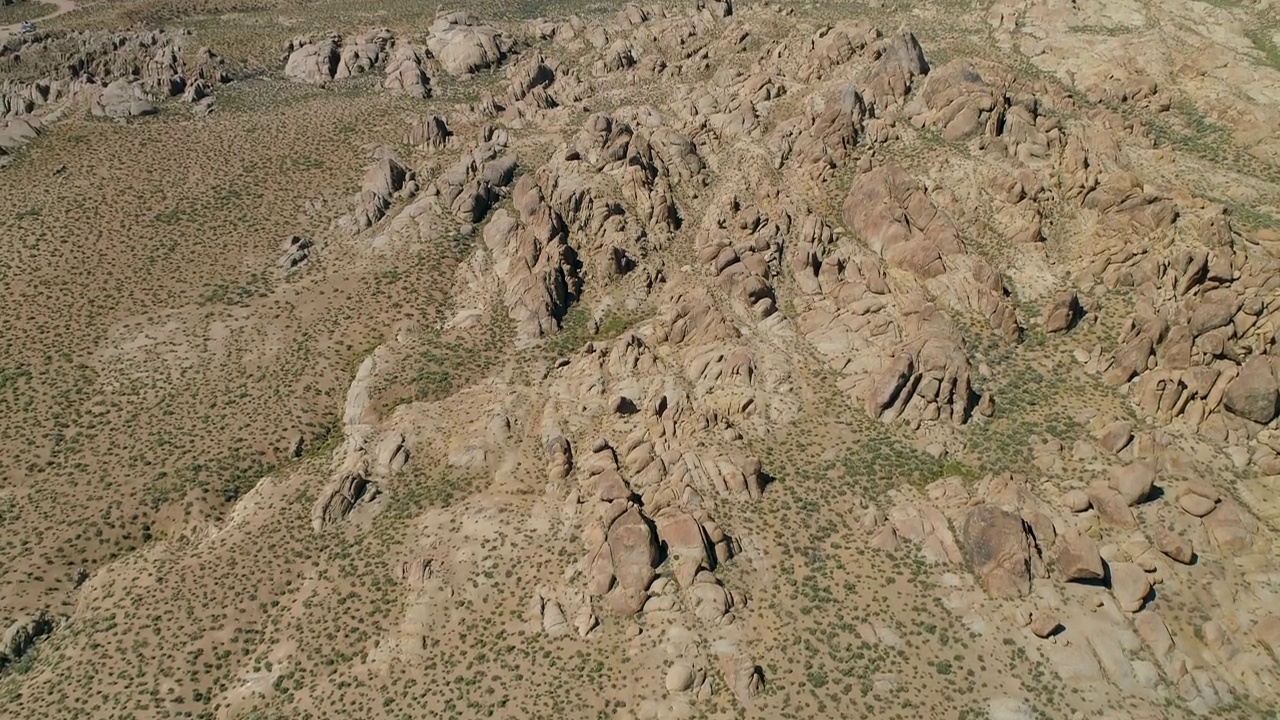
[0,27,235,163]
[272,4,1280,716]
[6,2,1280,719]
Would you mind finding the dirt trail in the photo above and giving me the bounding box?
[0,0,78,41]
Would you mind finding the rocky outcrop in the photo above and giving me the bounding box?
[1110,462,1155,506]
[0,117,40,165]
[406,114,451,149]
[431,128,516,223]
[283,34,340,86]
[798,23,879,81]
[88,79,156,120]
[483,175,582,346]
[772,83,866,174]
[0,31,238,161]
[278,235,313,275]
[1,611,54,668]
[344,157,417,232]
[906,60,1064,163]
[1153,527,1193,565]
[283,29,428,96]
[861,30,928,111]
[311,470,376,532]
[426,13,511,76]
[1055,532,1104,581]
[382,45,432,97]
[1223,355,1278,424]
[843,164,961,278]
[963,504,1037,598]
[24,9,1279,720]
[585,502,658,614]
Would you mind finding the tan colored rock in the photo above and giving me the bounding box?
[773,83,866,171]
[1202,500,1255,553]
[1029,613,1061,639]
[1,611,53,663]
[541,598,568,636]
[871,524,899,551]
[1104,335,1153,386]
[656,511,712,588]
[427,14,511,76]
[1095,421,1133,454]
[407,114,450,149]
[1043,290,1083,333]
[1179,493,1217,518]
[1086,486,1137,528]
[1153,527,1193,565]
[1056,532,1105,582]
[350,157,414,231]
[1176,482,1220,503]
[311,471,376,532]
[383,45,431,97]
[1134,611,1175,661]
[1062,489,1091,513]
[862,31,929,111]
[665,662,696,693]
[284,35,339,85]
[89,79,157,120]
[1110,562,1151,613]
[716,649,764,703]
[842,164,961,278]
[1110,461,1156,506]
[606,506,657,596]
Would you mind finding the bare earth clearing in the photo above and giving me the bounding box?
[2,1,1280,719]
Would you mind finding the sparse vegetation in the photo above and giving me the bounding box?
[1,1,1278,720]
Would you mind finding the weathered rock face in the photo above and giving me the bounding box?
[1055,532,1104,581]
[0,117,40,166]
[963,504,1037,598]
[283,29,430,95]
[406,114,451,149]
[1202,499,1257,553]
[346,157,417,232]
[278,235,313,275]
[843,164,961,279]
[586,503,658,612]
[1223,355,1278,424]
[426,13,511,76]
[0,30,239,159]
[1,611,53,667]
[485,175,582,346]
[383,45,432,98]
[283,34,340,86]
[1110,462,1155,506]
[772,83,866,173]
[1153,527,1193,565]
[1109,562,1151,613]
[88,79,156,119]
[311,470,376,532]
[1042,290,1083,333]
[862,31,928,111]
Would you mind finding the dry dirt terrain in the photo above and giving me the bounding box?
[2,0,1280,719]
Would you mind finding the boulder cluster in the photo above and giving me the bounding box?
[283,28,432,97]
[220,2,1280,716]
[1,29,235,164]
